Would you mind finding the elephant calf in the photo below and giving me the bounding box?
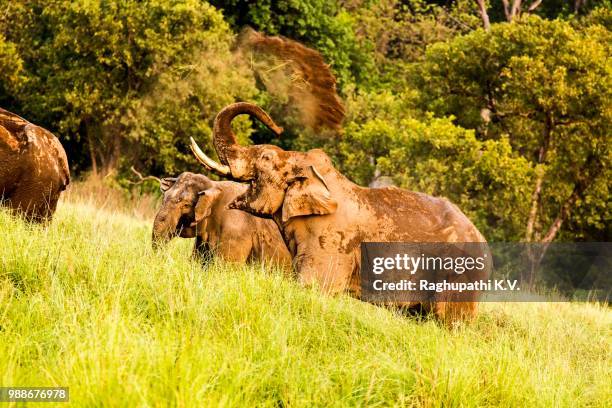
[0,108,70,222]
[152,172,291,268]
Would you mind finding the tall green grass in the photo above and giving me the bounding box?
[0,200,610,407]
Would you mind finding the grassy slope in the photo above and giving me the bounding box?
[0,201,610,407]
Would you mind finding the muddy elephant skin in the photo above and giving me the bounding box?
[152,172,291,268]
[0,108,70,222]
[191,103,490,323]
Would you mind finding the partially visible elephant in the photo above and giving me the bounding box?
[0,108,70,222]
[191,103,491,323]
[152,172,291,268]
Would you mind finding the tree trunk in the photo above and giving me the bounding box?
[475,0,491,31]
[574,0,588,13]
[85,120,98,176]
[100,138,121,176]
[541,154,602,243]
[525,243,548,289]
[524,154,602,287]
[523,116,554,285]
[525,117,552,242]
[527,0,542,12]
[525,169,543,242]
[503,0,542,22]
[502,0,513,21]
[510,0,522,20]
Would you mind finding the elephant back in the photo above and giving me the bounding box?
[23,124,70,190]
[0,108,29,152]
[0,107,29,133]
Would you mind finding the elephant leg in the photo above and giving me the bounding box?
[217,237,252,263]
[296,250,355,295]
[431,272,481,324]
[193,237,212,264]
[43,192,60,221]
[432,301,478,325]
[8,183,55,222]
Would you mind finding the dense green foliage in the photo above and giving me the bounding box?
[211,0,374,88]
[412,16,611,241]
[1,203,610,406]
[0,1,609,241]
[0,0,257,174]
[0,34,23,106]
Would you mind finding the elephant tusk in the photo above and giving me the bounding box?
[190,137,231,176]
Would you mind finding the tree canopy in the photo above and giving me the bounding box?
[413,16,610,242]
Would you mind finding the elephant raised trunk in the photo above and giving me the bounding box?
[191,103,283,179]
[213,102,283,164]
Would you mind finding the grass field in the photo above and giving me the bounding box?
[0,187,610,407]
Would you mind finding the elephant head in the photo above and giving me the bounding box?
[190,103,337,223]
[152,172,222,247]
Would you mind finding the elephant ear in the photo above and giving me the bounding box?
[282,166,337,223]
[160,177,177,192]
[194,187,221,224]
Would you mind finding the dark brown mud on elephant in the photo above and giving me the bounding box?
[152,172,291,269]
[191,103,490,324]
[0,107,70,222]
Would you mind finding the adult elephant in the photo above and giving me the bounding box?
[0,108,70,222]
[190,103,490,323]
[152,172,291,269]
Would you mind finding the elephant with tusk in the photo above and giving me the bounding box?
[190,102,491,323]
[152,171,291,269]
